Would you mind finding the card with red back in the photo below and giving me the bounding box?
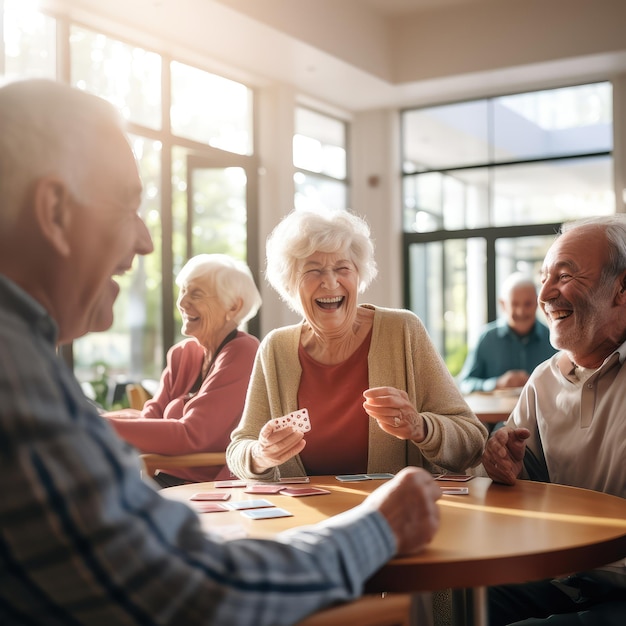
[244,484,285,494]
[280,486,331,497]
[272,408,311,433]
[189,492,231,501]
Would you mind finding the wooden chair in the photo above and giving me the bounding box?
[140,451,227,479]
[125,383,152,410]
[295,593,415,626]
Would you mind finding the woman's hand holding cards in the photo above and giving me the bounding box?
[251,411,310,473]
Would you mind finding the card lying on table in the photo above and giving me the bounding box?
[280,487,331,497]
[213,479,248,488]
[241,507,294,520]
[244,484,285,495]
[440,486,470,495]
[434,474,474,482]
[189,492,231,501]
[278,476,310,484]
[335,474,370,482]
[229,499,275,510]
[335,473,395,482]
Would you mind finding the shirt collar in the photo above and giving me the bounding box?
[557,338,626,379]
[0,274,58,345]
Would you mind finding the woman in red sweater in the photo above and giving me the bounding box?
[105,254,261,486]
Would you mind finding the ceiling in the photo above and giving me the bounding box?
[362,0,480,15]
[51,0,626,112]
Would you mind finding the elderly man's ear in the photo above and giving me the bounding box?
[32,177,73,258]
[616,273,626,304]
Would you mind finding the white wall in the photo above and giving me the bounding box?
[351,109,403,310]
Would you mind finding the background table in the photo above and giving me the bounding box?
[162,476,626,625]
[464,391,519,425]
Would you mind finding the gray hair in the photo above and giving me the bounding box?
[265,208,378,314]
[560,215,626,283]
[499,272,537,300]
[0,79,125,230]
[176,254,262,326]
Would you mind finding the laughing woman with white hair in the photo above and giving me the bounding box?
[106,253,261,486]
[226,208,487,482]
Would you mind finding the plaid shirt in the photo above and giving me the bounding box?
[0,275,394,625]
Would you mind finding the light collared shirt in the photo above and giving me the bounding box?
[507,342,626,586]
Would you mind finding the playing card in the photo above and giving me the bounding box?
[440,487,470,495]
[335,474,369,482]
[272,408,311,433]
[189,492,231,501]
[280,487,331,497]
[278,476,310,484]
[228,499,275,510]
[241,508,294,520]
[213,479,247,488]
[365,473,395,480]
[435,474,474,482]
[244,484,285,494]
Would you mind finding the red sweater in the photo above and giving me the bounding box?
[109,332,259,482]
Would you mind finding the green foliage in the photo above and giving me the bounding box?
[445,342,468,378]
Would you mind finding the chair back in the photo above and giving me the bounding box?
[126,384,151,410]
[295,593,414,626]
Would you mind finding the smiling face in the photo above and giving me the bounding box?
[297,250,360,337]
[538,226,622,367]
[65,126,153,340]
[500,284,538,336]
[176,273,230,349]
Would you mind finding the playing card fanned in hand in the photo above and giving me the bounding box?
[272,408,311,433]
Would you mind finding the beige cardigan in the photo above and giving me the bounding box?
[227,305,487,481]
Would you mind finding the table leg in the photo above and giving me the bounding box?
[472,586,488,626]
[408,592,434,626]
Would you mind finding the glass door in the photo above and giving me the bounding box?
[185,153,260,338]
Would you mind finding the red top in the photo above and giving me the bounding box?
[297,330,372,475]
[108,332,259,482]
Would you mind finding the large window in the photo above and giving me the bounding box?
[2,2,257,408]
[402,83,614,372]
[2,0,56,79]
[293,106,349,211]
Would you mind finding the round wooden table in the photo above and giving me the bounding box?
[162,476,626,625]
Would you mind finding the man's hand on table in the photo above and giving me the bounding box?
[362,467,441,556]
[482,425,530,485]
